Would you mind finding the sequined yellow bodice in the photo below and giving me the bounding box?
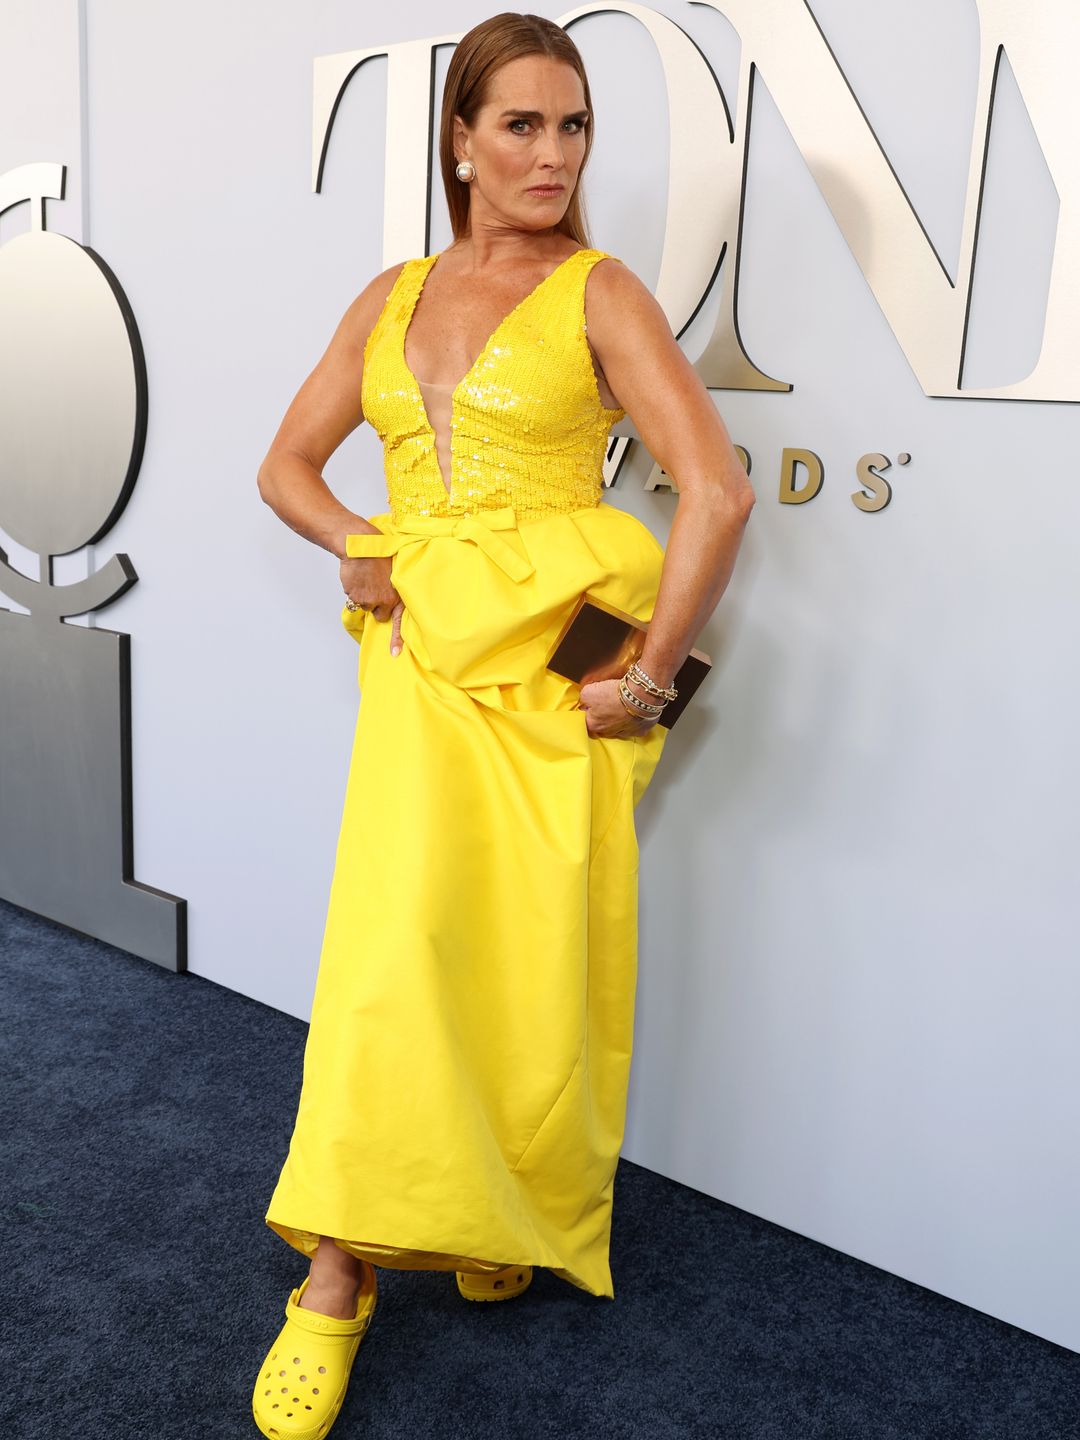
[360,248,626,524]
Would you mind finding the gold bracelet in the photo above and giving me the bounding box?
[626,660,678,702]
[618,686,663,714]
[618,689,662,721]
[618,680,666,717]
[621,676,666,708]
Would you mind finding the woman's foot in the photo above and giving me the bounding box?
[299,1235,367,1319]
[252,1257,377,1439]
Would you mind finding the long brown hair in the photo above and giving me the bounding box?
[438,13,594,245]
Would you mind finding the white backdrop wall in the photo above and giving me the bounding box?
[3,0,1077,1353]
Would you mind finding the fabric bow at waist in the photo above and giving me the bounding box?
[344,505,535,583]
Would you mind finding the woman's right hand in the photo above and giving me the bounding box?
[341,554,406,655]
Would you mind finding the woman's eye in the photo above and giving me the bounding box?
[507,118,587,134]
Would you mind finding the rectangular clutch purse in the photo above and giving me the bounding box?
[544,593,712,730]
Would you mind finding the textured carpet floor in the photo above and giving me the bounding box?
[2,894,1077,1439]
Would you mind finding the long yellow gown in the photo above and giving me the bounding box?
[264,246,669,1299]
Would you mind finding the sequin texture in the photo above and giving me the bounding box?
[360,249,626,524]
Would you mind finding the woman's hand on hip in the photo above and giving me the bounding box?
[577,677,661,739]
[340,555,406,656]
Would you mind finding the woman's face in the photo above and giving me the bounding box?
[453,54,589,232]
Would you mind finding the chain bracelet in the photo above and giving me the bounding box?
[626,660,678,702]
[618,679,666,718]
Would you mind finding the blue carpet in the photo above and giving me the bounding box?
[1,894,1076,1439]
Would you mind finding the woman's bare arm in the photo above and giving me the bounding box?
[585,258,756,691]
[256,263,406,558]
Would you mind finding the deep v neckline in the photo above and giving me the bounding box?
[401,248,589,497]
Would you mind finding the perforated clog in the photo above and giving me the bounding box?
[455,1262,533,1302]
[252,1262,377,1439]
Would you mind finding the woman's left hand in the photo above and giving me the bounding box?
[577,678,661,739]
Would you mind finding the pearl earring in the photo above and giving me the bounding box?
[455,160,476,182]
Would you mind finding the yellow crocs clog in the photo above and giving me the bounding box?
[252,1262,377,1440]
[455,1263,533,1302]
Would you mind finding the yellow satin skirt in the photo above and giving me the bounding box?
[264,501,668,1298]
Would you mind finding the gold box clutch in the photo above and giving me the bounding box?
[545,593,712,730]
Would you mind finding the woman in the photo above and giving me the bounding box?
[252,11,753,1437]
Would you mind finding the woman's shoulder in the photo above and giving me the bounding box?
[357,256,420,313]
[581,248,652,317]
[579,246,640,284]
[581,250,675,378]
[342,258,424,356]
